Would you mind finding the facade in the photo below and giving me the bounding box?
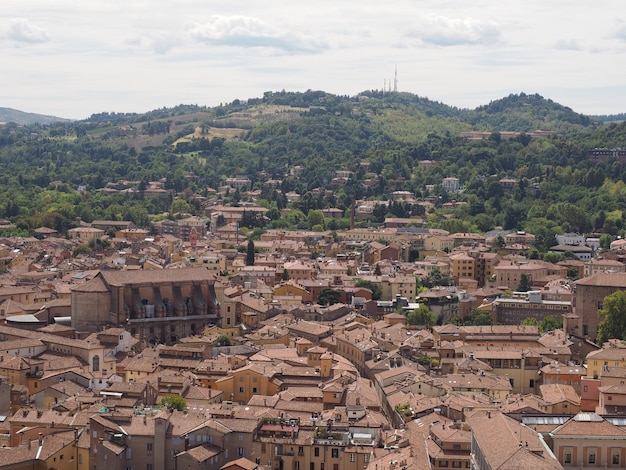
[493,290,572,324]
[71,267,219,343]
[583,259,625,277]
[67,227,105,242]
[550,413,626,468]
[442,177,461,193]
[573,272,626,339]
[89,411,257,470]
[494,261,553,290]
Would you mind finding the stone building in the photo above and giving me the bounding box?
[71,267,218,343]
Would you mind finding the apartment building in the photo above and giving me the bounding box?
[573,272,626,339]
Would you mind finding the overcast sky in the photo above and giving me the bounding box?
[3,1,626,119]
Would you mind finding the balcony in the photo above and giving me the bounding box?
[312,427,350,446]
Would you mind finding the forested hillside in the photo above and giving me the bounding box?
[0,90,625,250]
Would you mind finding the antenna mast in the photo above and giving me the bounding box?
[394,65,398,92]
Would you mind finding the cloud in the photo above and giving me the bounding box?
[406,13,501,46]
[188,15,324,54]
[150,34,180,55]
[615,22,626,42]
[5,18,50,44]
[554,39,582,51]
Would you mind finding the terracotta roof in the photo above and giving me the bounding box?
[551,413,626,437]
[575,271,626,287]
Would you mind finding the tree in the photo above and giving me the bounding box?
[517,274,532,292]
[170,198,191,215]
[599,233,613,251]
[317,287,342,305]
[246,239,255,266]
[471,311,493,325]
[419,267,452,288]
[407,305,437,326]
[160,394,187,411]
[281,269,290,281]
[539,316,562,333]
[307,209,325,230]
[214,334,232,346]
[354,279,382,300]
[597,290,626,344]
[521,317,538,327]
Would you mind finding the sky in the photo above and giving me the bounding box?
[3,1,626,120]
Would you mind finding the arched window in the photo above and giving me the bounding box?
[92,355,100,371]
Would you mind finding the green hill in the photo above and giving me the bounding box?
[0,107,71,125]
[0,89,625,244]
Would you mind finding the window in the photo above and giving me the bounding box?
[252,387,258,393]
[261,443,266,454]
[237,447,245,457]
[147,465,153,470]
[440,461,449,468]
[332,449,339,458]
[584,385,588,393]
[314,447,320,457]
[589,452,596,464]
[564,452,571,464]
[239,387,245,393]
[295,462,300,470]
[350,454,356,462]
[529,379,535,388]
[363,454,370,463]
[298,446,304,456]
[147,443,153,455]
[452,462,462,469]
[613,453,620,465]
[238,434,244,441]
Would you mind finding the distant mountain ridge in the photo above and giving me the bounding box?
[2,91,621,128]
[0,107,71,125]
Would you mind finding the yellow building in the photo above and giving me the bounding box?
[214,363,279,403]
[274,281,313,302]
[586,346,626,379]
[449,252,475,283]
[423,235,455,253]
[67,227,105,243]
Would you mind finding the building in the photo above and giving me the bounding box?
[550,413,626,468]
[71,267,219,343]
[468,410,563,470]
[573,272,626,339]
[583,259,625,277]
[442,177,461,193]
[492,290,572,324]
[67,227,105,243]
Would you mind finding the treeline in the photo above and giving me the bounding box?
[0,90,625,247]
